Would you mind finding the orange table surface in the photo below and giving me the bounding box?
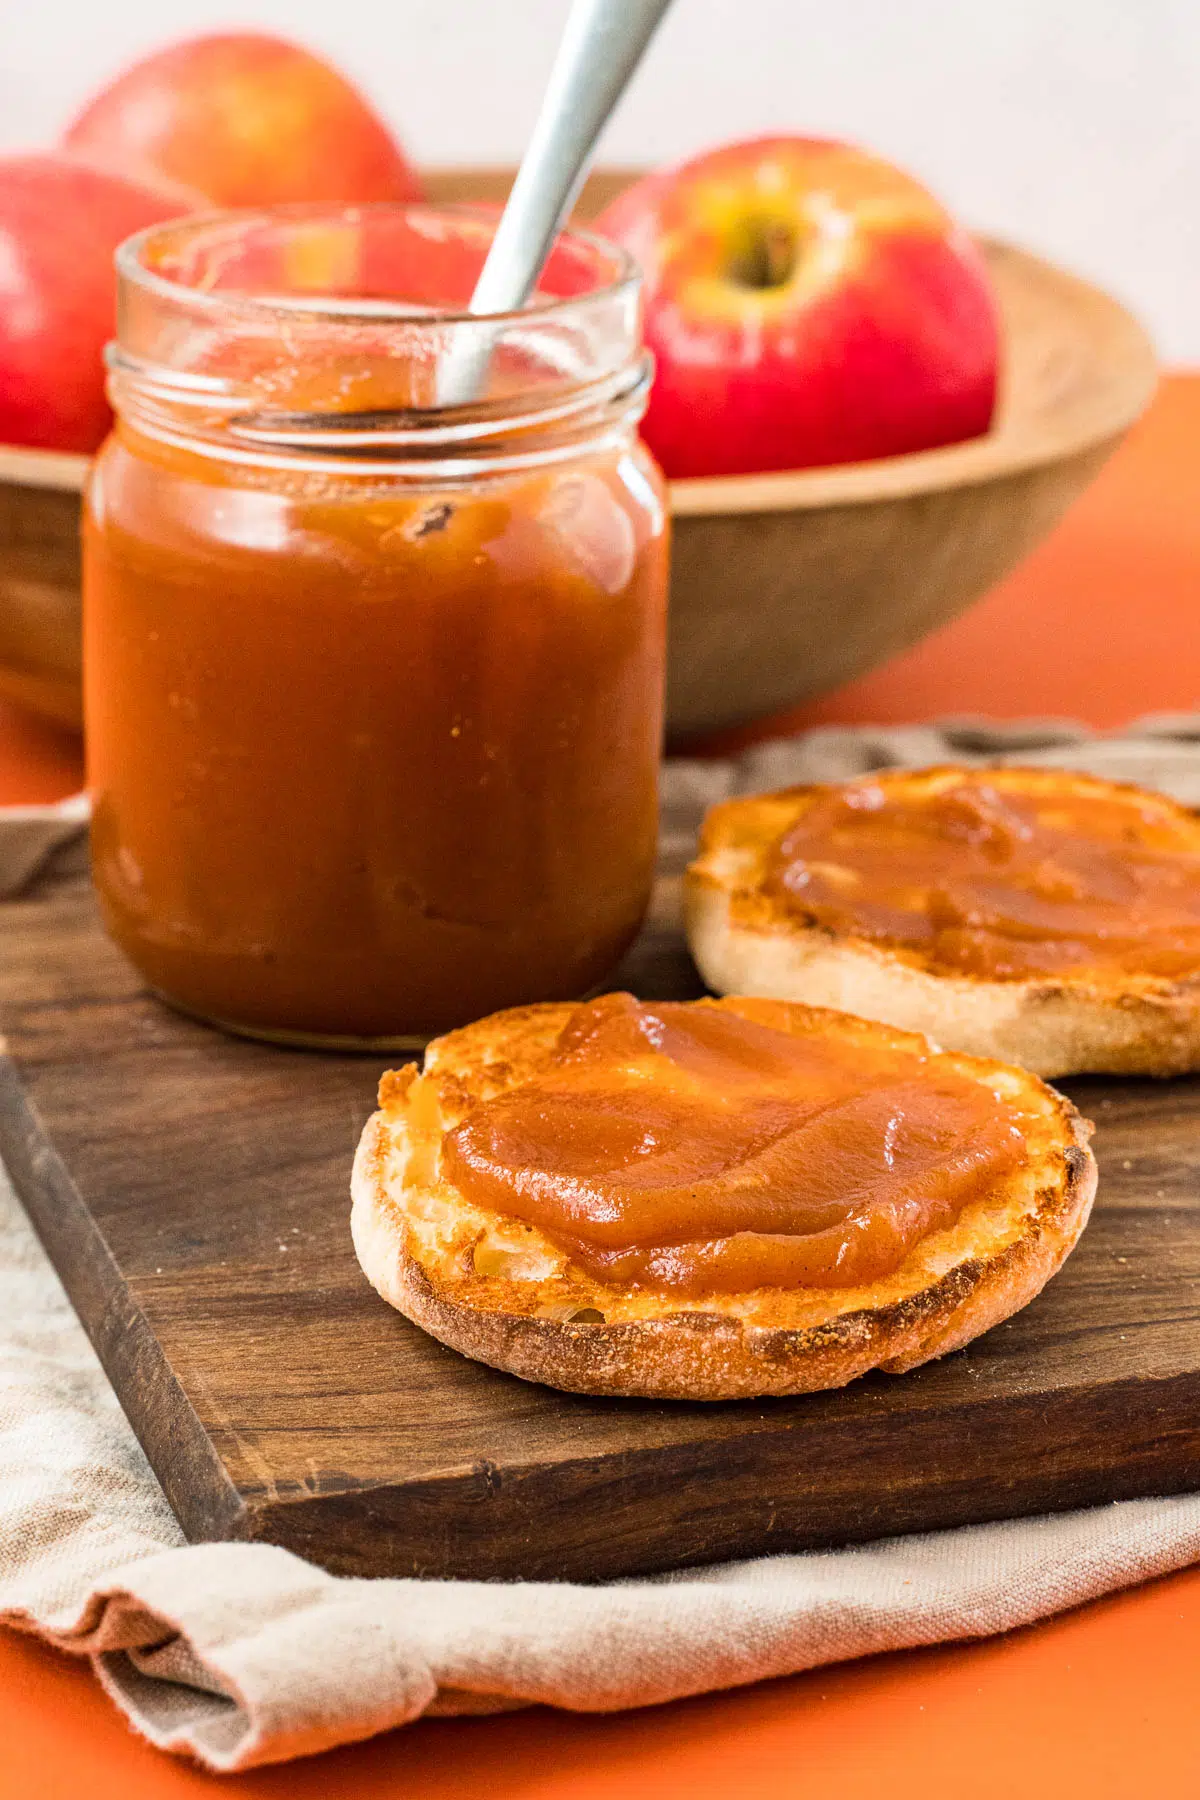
[2,376,1199,1795]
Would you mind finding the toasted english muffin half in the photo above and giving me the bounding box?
[685,765,1200,1079]
[351,997,1095,1401]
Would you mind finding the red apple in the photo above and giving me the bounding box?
[63,32,421,210]
[0,153,196,453]
[596,137,1000,479]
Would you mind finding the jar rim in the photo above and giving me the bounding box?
[115,199,641,328]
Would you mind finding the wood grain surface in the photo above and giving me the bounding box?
[3,862,1199,1582]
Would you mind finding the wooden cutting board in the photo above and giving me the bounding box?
[4,862,1200,1583]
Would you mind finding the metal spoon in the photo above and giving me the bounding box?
[436,0,675,406]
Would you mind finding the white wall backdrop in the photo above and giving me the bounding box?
[4,0,1197,359]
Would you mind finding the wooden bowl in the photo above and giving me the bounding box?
[0,442,88,729]
[663,241,1157,739]
[0,170,1156,738]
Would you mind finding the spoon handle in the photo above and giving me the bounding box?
[472,0,673,315]
[438,0,674,403]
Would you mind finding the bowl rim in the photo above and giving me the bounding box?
[0,234,1156,516]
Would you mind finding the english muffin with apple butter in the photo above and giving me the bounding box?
[351,992,1094,1399]
[686,765,1200,1079]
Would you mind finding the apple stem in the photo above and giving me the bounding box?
[729,218,797,290]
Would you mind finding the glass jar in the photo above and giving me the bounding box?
[84,204,668,1046]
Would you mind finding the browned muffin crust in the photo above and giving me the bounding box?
[352,997,1096,1400]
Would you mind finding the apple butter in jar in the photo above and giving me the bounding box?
[84,205,668,1044]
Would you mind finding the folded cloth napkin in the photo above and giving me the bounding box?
[0,792,88,896]
[6,717,1200,1773]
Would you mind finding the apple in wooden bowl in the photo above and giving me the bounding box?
[586,146,1157,739]
[62,31,421,211]
[596,137,1002,481]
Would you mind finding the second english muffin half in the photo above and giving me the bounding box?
[353,993,1095,1401]
[685,764,1200,1078]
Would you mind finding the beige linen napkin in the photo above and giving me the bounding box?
[5,718,1200,1773]
[0,792,87,896]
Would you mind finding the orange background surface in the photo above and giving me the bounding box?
[2,375,1199,1795]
